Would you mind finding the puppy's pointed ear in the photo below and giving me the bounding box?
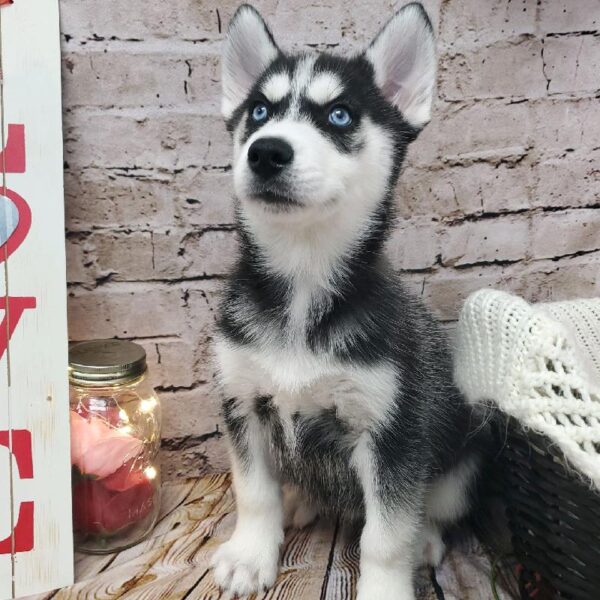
[365,3,436,129]
[221,5,279,119]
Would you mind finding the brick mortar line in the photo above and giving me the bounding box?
[61,93,599,118]
[63,203,600,237]
[64,248,600,291]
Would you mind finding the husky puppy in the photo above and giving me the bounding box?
[211,4,485,598]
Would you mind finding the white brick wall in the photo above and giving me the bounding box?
[59,0,600,479]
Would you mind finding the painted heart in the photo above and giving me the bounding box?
[0,189,31,263]
[0,195,19,247]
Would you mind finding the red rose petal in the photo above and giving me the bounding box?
[103,460,147,492]
[72,479,112,535]
[102,481,155,532]
[72,477,155,535]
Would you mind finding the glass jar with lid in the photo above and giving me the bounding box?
[69,339,161,554]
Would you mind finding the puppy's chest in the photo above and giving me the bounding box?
[218,338,398,436]
[256,354,377,433]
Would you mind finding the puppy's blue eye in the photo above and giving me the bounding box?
[252,103,269,123]
[328,106,352,127]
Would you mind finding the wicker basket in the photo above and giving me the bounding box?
[495,415,600,599]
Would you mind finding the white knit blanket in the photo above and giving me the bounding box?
[455,289,600,491]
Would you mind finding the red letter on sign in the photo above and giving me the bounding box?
[0,124,26,173]
[0,429,34,554]
[0,297,36,361]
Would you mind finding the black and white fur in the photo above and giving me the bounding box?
[211,4,486,598]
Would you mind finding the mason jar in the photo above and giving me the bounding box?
[68,339,161,554]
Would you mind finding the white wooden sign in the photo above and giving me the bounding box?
[0,0,74,597]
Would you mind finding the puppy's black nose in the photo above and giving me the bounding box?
[247,137,294,180]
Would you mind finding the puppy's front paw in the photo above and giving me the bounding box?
[211,536,280,597]
[357,564,415,600]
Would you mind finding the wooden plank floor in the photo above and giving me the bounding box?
[25,474,514,600]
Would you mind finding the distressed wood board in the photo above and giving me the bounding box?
[24,474,516,600]
[0,0,73,597]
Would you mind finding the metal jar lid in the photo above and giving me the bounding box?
[69,339,147,386]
